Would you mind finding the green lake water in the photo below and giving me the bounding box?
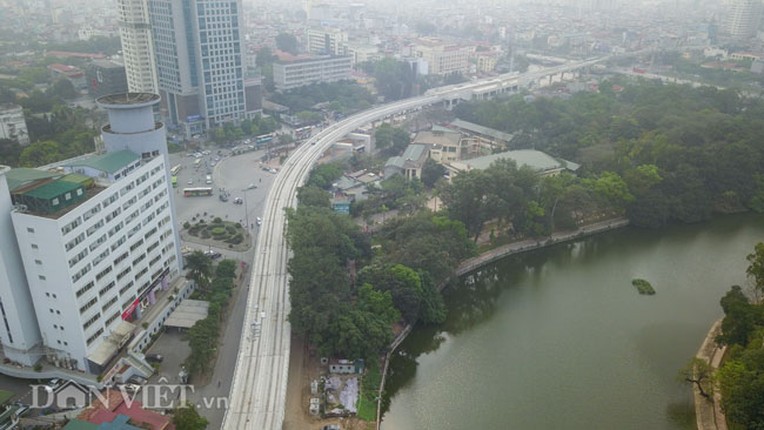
[382,214,764,430]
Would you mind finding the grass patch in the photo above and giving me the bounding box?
[632,278,656,295]
[357,360,381,421]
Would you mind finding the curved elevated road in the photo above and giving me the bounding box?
[222,54,636,429]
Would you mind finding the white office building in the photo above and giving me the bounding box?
[273,56,353,91]
[306,27,348,56]
[116,0,159,93]
[0,104,29,146]
[1,93,182,374]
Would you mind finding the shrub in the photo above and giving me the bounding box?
[214,217,222,223]
[200,230,211,239]
[183,221,191,229]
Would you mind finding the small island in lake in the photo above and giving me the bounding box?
[632,278,656,295]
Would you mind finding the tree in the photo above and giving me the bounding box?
[679,357,714,400]
[421,159,446,188]
[19,141,62,167]
[185,251,213,294]
[172,404,209,430]
[275,33,299,55]
[717,285,756,347]
[746,243,764,295]
[297,185,330,208]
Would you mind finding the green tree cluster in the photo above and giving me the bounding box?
[270,81,374,115]
[287,205,398,359]
[713,244,764,429]
[452,81,764,228]
[184,257,237,376]
[210,115,279,145]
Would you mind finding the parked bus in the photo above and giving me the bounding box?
[294,126,312,140]
[183,187,213,197]
[170,164,182,176]
[171,176,178,188]
[255,133,274,147]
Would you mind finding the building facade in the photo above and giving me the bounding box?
[149,0,256,138]
[723,0,762,40]
[273,56,353,91]
[306,27,348,56]
[86,60,129,98]
[116,0,159,93]
[413,39,472,76]
[0,105,29,146]
[1,93,182,374]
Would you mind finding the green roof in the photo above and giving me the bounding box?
[63,419,98,430]
[5,168,61,192]
[23,180,82,200]
[60,173,93,185]
[457,149,580,173]
[68,150,139,174]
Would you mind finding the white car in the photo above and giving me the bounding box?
[187,179,193,185]
[256,217,262,226]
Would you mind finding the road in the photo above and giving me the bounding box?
[222,54,633,429]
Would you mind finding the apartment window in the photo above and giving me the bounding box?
[31,244,38,249]
[119,280,134,295]
[76,281,95,298]
[79,297,98,314]
[86,328,104,345]
[101,295,118,312]
[26,227,35,233]
[95,266,113,281]
[34,259,42,265]
[83,313,101,330]
[98,281,115,297]
[38,275,46,281]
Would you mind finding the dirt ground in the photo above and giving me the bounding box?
[283,334,371,430]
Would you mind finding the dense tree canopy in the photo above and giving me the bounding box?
[714,245,764,429]
[452,80,764,228]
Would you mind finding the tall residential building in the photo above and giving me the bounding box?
[116,0,158,93]
[149,0,257,138]
[0,93,183,375]
[723,0,762,40]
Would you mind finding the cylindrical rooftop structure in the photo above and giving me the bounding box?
[96,92,167,157]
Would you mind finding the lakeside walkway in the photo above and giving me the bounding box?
[694,319,728,430]
[375,217,630,429]
[456,218,630,278]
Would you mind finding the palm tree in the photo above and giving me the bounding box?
[185,251,212,295]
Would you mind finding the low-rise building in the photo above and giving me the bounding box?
[0,104,29,145]
[414,129,477,163]
[447,149,580,178]
[384,144,430,180]
[273,56,353,91]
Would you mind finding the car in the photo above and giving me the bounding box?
[256,217,262,226]
[321,425,340,430]
[233,197,243,205]
[187,179,193,185]
[246,183,257,190]
[204,250,222,259]
[145,353,164,363]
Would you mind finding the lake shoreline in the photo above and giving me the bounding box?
[374,217,631,429]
